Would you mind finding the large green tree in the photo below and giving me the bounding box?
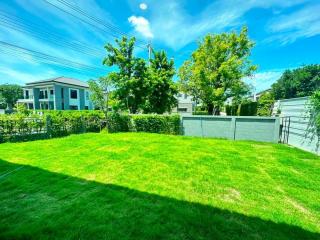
[178,26,256,115]
[103,37,149,114]
[143,50,178,114]
[0,84,23,109]
[271,65,320,100]
[103,37,178,114]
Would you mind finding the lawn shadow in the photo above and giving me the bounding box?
[0,159,319,240]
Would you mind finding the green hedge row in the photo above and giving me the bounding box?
[0,111,181,143]
[226,102,257,116]
[108,113,180,135]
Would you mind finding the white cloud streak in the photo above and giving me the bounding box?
[146,0,311,50]
[128,15,154,38]
[267,3,320,44]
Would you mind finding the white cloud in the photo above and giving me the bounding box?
[244,70,284,92]
[128,15,154,38]
[0,67,57,85]
[146,0,310,50]
[267,3,320,44]
[139,3,147,10]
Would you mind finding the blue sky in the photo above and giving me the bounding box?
[0,0,319,92]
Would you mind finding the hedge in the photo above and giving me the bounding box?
[0,111,181,143]
[226,102,257,116]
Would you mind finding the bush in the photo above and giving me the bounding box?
[238,101,257,116]
[310,90,320,136]
[193,111,209,115]
[0,111,181,143]
[107,113,133,133]
[226,102,257,116]
[226,105,238,116]
[132,114,180,134]
[257,92,275,116]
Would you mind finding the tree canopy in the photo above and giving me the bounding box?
[0,84,23,109]
[101,37,177,114]
[178,26,256,115]
[271,65,320,100]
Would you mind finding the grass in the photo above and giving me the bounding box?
[0,132,319,240]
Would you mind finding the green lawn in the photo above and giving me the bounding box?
[0,133,319,240]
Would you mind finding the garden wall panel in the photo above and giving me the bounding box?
[274,96,319,155]
[182,116,280,143]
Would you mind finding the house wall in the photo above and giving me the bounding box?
[172,103,193,114]
[79,89,85,110]
[273,96,319,155]
[19,82,94,111]
[33,88,40,109]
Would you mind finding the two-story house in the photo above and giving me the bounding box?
[17,77,94,110]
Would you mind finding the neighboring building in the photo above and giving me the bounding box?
[17,77,94,110]
[250,89,271,101]
[172,92,195,114]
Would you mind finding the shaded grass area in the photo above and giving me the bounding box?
[0,133,319,239]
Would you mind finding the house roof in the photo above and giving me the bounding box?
[26,76,89,88]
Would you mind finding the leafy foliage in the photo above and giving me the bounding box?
[143,50,178,114]
[271,65,320,100]
[257,92,275,116]
[103,37,149,113]
[225,100,257,116]
[0,111,181,142]
[0,84,23,109]
[179,26,256,115]
[88,76,114,116]
[310,90,320,136]
[103,37,177,114]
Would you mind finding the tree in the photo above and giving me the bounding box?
[0,84,23,110]
[103,37,150,114]
[178,60,201,105]
[271,65,320,100]
[257,92,275,116]
[178,26,256,115]
[143,50,178,114]
[88,75,114,117]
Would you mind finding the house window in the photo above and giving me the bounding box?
[85,106,89,110]
[70,89,78,99]
[25,90,29,99]
[39,90,48,99]
[178,108,188,112]
[69,105,78,110]
[85,91,89,101]
[61,88,64,98]
[50,89,54,95]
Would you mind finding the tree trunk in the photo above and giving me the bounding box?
[207,103,214,115]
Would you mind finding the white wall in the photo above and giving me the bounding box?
[274,96,319,155]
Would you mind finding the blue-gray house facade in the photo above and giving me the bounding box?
[17,77,94,110]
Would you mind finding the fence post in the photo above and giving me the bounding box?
[274,117,281,143]
[230,117,236,140]
[46,115,52,138]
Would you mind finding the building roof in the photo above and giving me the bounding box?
[26,76,89,88]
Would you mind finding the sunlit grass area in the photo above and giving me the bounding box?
[0,132,319,239]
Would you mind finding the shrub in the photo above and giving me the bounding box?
[193,111,209,115]
[257,92,275,116]
[0,110,181,143]
[310,90,320,136]
[226,101,257,116]
[107,113,133,133]
[238,101,257,116]
[226,105,238,116]
[132,114,180,134]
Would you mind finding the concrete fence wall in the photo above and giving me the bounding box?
[273,96,319,155]
[182,116,280,143]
